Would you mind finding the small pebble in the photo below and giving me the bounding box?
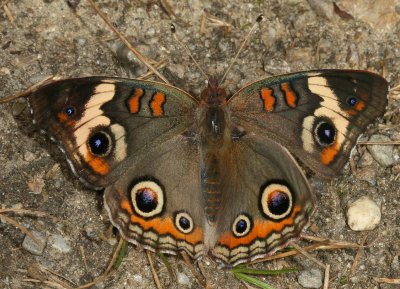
[22,231,46,255]
[298,269,322,288]
[48,234,72,253]
[347,196,381,231]
[367,135,395,167]
[177,272,190,286]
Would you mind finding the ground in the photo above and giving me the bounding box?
[0,0,399,288]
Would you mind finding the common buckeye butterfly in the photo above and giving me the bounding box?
[27,70,388,266]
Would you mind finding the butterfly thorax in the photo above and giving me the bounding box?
[199,78,231,226]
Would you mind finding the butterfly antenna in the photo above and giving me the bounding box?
[219,15,264,86]
[171,24,209,81]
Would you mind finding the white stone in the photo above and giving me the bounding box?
[347,196,381,231]
[177,272,190,286]
[298,269,323,288]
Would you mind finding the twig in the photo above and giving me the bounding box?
[357,141,400,145]
[146,251,163,289]
[350,233,368,275]
[372,277,400,284]
[290,241,326,269]
[80,246,89,272]
[181,251,207,287]
[251,239,360,264]
[3,3,14,24]
[104,237,124,275]
[323,264,330,289]
[0,75,58,104]
[86,0,169,84]
[0,213,43,246]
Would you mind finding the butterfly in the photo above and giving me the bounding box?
[27,69,388,266]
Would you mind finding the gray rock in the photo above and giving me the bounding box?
[367,135,395,167]
[298,268,323,288]
[22,231,46,255]
[48,234,72,253]
[177,272,190,286]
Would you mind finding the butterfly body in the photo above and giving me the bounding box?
[27,70,388,266]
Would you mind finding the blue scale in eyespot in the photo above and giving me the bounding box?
[347,96,357,106]
[65,107,75,116]
[236,219,247,233]
[179,216,190,230]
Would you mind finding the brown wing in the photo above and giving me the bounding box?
[228,70,388,178]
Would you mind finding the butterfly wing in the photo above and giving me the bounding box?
[29,76,205,257]
[28,77,198,188]
[208,134,314,266]
[228,70,388,178]
[104,135,204,258]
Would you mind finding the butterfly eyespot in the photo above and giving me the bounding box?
[232,214,253,238]
[347,96,357,106]
[260,183,293,221]
[65,106,75,116]
[88,131,112,156]
[174,211,194,234]
[130,180,165,218]
[315,120,336,146]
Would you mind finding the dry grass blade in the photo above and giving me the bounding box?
[372,277,400,284]
[0,0,11,9]
[0,208,53,218]
[73,237,125,288]
[350,233,368,275]
[323,264,330,289]
[181,251,207,287]
[250,237,360,264]
[0,75,58,104]
[357,140,400,145]
[104,237,124,275]
[3,3,14,23]
[23,278,71,289]
[0,213,43,246]
[290,241,326,269]
[86,0,169,84]
[146,251,163,289]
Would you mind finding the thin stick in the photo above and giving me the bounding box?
[0,213,43,246]
[251,240,360,264]
[290,241,326,269]
[86,0,169,84]
[323,264,330,289]
[0,0,10,9]
[357,141,400,145]
[146,251,163,289]
[181,251,207,287]
[80,246,89,272]
[372,277,400,284]
[219,15,264,86]
[350,233,368,275]
[3,4,14,24]
[0,75,57,104]
[104,237,124,275]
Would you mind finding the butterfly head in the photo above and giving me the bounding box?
[200,76,227,106]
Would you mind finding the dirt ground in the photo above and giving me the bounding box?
[0,0,399,288]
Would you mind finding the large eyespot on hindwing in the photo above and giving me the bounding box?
[174,211,194,234]
[231,213,253,238]
[259,183,293,221]
[130,178,165,218]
